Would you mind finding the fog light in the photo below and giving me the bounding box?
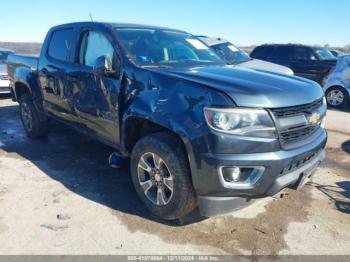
[222,167,241,182]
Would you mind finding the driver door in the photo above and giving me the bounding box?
[67,29,122,145]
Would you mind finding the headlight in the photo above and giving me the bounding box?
[204,107,276,138]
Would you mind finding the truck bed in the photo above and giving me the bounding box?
[7,54,39,80]
[8,54,38,67]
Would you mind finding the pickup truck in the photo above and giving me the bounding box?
[7,22,327,220]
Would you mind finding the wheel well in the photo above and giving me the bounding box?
[123,117,186,154]
[326,85,349,96]
[15,82,30,100]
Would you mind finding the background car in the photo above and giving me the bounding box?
[198,36,293,75]
[0,64,11,94]
[323,55,350,108]
[250,44,337,84]
[330,50,341,57]
[0,48,14,94]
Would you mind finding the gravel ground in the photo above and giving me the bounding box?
[0,96,349,255]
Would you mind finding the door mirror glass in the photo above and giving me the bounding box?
[93,55,112,76]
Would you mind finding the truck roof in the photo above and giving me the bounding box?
[51,21,187,33]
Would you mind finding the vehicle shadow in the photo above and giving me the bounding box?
[0,104,204,226]
[308,181,350,215]
[341,140,350,154]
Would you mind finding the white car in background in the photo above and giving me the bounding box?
[197,36,294,75]
[323,55,350,108]
[0,48,14,94]
[0,64,11,94]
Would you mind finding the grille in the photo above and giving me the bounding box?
[279,125,317,144]
[270,98,323,118]
[270,98,324,146]
[0,75,9,80]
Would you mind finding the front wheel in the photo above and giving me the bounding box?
[326,86,349,108]
[130,132,196,220]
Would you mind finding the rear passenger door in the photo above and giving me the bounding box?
[269,46,294,68]
[39,27,78,121]
[291,47,320,82]
[67,28,122,145]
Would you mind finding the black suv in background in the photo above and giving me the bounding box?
[251,44,337,84]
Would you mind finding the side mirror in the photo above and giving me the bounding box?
[93,55,113,76]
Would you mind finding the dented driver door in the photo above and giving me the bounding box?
[67,29,121,145]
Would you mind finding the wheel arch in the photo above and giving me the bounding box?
[122,116,192,158]
[14,81,32,101]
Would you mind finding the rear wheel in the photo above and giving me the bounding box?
[130,132,196,220]
[326,86,349,108]
[19,93,49,138]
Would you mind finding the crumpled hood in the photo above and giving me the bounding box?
[158,65,324,108]
[237,59,294,75]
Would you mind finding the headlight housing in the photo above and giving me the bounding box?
[204,107,276,138]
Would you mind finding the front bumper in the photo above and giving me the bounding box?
[191,129,327,217]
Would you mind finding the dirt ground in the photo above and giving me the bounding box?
[0,95,349,255]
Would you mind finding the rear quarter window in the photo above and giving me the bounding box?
[47,28,75,62]
[251,46,273,59]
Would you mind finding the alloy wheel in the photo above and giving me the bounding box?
[327,89,344,106]
[137,152,174,206]
[21,102,33,132]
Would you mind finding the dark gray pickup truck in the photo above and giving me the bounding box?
[7,22,327,220]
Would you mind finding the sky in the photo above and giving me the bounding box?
[0,0,349,46]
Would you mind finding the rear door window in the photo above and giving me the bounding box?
[48,28,75,62]
[251,46,273,59]
[294,47,315,60]
[271,46,293,60]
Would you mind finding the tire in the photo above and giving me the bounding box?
[326,86,349,108]
[19,93,49,138]
[130,132,196,220]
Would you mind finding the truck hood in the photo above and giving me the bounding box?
[236,59,294,75]
[158,65,323,108]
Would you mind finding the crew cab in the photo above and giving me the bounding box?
[7,22,327,220]
[251,44,337,84]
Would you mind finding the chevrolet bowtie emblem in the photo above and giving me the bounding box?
[309,113,321,125]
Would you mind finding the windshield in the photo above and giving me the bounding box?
[314,48,336,61]
[211,42,251,65]
[115,28,224,67]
